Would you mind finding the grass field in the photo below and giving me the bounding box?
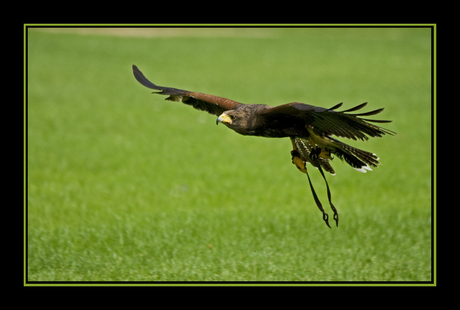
[26,27,433,283]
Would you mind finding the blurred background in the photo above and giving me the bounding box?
[26,26,432,282]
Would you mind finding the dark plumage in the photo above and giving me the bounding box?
[133,65,395,227]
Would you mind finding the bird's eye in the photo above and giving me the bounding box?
[230,115,237,120]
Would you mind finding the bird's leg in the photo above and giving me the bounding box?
[290,137,307,173]
[291,150,307,173]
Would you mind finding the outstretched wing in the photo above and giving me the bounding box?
[260,102,395,141]
[133,65,242,116]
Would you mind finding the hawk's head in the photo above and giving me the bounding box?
[216,109,251,136]
[216,104,270,136]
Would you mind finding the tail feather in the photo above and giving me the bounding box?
[293,136,381,174]
[329,137,380,173]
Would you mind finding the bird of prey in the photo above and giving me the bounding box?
[132,65,395,228]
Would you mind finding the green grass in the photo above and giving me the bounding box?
[26,27,433,283]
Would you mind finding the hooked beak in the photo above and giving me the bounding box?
[216,114,232,125]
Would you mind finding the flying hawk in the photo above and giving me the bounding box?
[132,65,395,228]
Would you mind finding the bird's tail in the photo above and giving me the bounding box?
[329,137,380,173]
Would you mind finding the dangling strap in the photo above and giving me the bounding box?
[304,166,331,228]
[291,139,338,228]
[316,163,339,227]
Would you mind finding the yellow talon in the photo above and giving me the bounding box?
[292,155,307,173]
